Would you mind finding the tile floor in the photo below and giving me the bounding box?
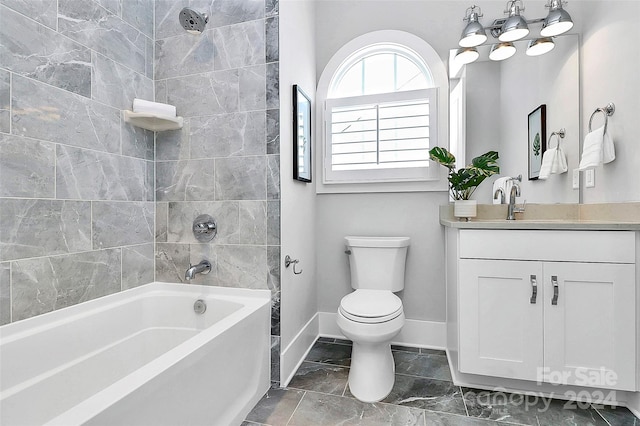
[244,338,639,426]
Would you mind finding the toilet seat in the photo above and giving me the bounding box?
[339,290,403,324]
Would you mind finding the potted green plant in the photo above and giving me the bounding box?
[429,147,500,219]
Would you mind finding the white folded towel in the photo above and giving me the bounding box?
[132,98,176,117]
[578,125,615,170]
[538,145,568,180]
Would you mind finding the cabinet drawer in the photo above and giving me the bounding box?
[459,230,635,263]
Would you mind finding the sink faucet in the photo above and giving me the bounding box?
[494,187,505,204]
[185,260,211,281]
[506,175,525,220]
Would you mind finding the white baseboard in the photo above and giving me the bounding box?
[318,312,446,349]
[280,313,319,387]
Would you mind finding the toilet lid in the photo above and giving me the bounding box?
[339,290,403,323]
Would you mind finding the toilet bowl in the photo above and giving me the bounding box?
[336,236,410,403]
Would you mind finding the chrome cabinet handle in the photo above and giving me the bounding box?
[530,275,537,304]
[285,255,303,275]
[551,275,559,305]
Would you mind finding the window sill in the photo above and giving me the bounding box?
[315,178,448,194]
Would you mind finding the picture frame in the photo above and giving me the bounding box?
[527,104,546,180]
[293,85,312,183]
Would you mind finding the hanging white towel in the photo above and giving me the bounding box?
[579,125,615,170]
[132,98,177,117]
[539,141,568,180]
[492,176,510,204]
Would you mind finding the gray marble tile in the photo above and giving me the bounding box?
[0,199,91,262]
[288,361,349,396]
[56,145,148,201]
[333,338,353,345]
[215,156,266,201]
[271,289,280,336]
[58,0,146,74]
[266,62,279,109]
[305,341,352,366]
[122,113,155,160]
[145,160,154,202]
[265,0,278,18]
[0,134,55,198]
[215,244,267,289]
[239,201,266,245]
[155,242,190,283]
[266,109,280,155]
[594,405,639,426]
[213,20,265,71]
[11,249,121,321]
[393,351,452,381]
[245,387,304,426]
[92,201,154,249]
[156,122,190,161]
[391,345,421,354]
[156,159,216,202]
[122,0,154,38]
[267,154,280,200]
[211,0,265,28]
[0,69,8,109]
[0,5,91,97]
[265,17,278,63]
[239,64,266,112]
[155,79,168,103]
[289,391,426,426]
[421,348,448,356]
[536,399,609,426]
[317,337,336,343]
[92,52,154,110]
[167,201,239,244]
[155,0,217,40]
[166,69,239,117]
[95,0,122,16]
[155,30,215,80]
[122,243,155,290]
[0,262,10,325]
[12,76,120,154]
[423,411,513,425]
[380,376,466,415]
[270,335,280,384]
[267,200,280,245]
[190,111,266,159]
[145,36,153,80]
[0,0,58,29]
[156,202,169,243]
[0,110,9,134]
[267,245,280,292]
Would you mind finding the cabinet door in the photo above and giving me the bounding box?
[544,262,636,391]
[459,259,544,381]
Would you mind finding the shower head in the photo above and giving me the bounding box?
[179,7,209,34]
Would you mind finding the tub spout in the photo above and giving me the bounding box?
[185,260,211,281]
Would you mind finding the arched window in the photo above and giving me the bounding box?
[318,31,446,188]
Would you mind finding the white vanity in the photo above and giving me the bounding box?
[443,204,640,405]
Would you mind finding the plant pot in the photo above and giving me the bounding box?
[454,200,477,221]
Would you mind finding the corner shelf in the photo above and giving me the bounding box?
[123,110,183,132]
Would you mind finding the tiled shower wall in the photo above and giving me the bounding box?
[0,0,156,324]
[153,0,281,383]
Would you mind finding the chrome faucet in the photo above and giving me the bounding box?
[494,187,505,204]
[185,260,211,281]
[506,175,525,220]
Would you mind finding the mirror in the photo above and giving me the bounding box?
[449,34,580,204]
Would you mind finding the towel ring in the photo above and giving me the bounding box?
[588,102,615,133]
[548,128,565,149]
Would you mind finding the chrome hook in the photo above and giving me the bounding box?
[284,255,302,275]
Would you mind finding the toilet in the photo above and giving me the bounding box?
[337,236,409,403]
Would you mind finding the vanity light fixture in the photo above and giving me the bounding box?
[499,1,529,42]
[460,5,488,47]
[455,47,480,64]
[489,42,517,61]
[526,37,555,56]
[541,0,574,37]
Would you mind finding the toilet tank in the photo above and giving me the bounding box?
[345,236,410,292]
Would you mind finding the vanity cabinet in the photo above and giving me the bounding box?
[452,229,637,392]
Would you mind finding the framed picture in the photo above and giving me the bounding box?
[293,85,312,183]
[528,104,546,180]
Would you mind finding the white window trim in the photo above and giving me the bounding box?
[316,30,449,194]
[324,88,438,184]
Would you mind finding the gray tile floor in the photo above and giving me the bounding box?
[244,338,639,426]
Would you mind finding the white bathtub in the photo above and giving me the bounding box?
[0,282,271,426]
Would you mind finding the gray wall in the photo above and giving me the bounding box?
[0,0,155,325]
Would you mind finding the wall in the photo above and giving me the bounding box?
[279,0,318,385]
[0,0,155,325]
[152,0,281,382]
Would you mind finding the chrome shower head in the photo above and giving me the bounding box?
[179,7,209,34]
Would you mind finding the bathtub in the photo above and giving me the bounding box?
[0,282,271,426]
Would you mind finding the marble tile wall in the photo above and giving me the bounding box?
[0,0,155,325]
[154,0,281,384]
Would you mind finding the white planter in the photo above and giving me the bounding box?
[454,200,477,220]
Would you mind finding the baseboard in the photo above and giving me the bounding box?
[280,313,319,387]
[318,312,446,349]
